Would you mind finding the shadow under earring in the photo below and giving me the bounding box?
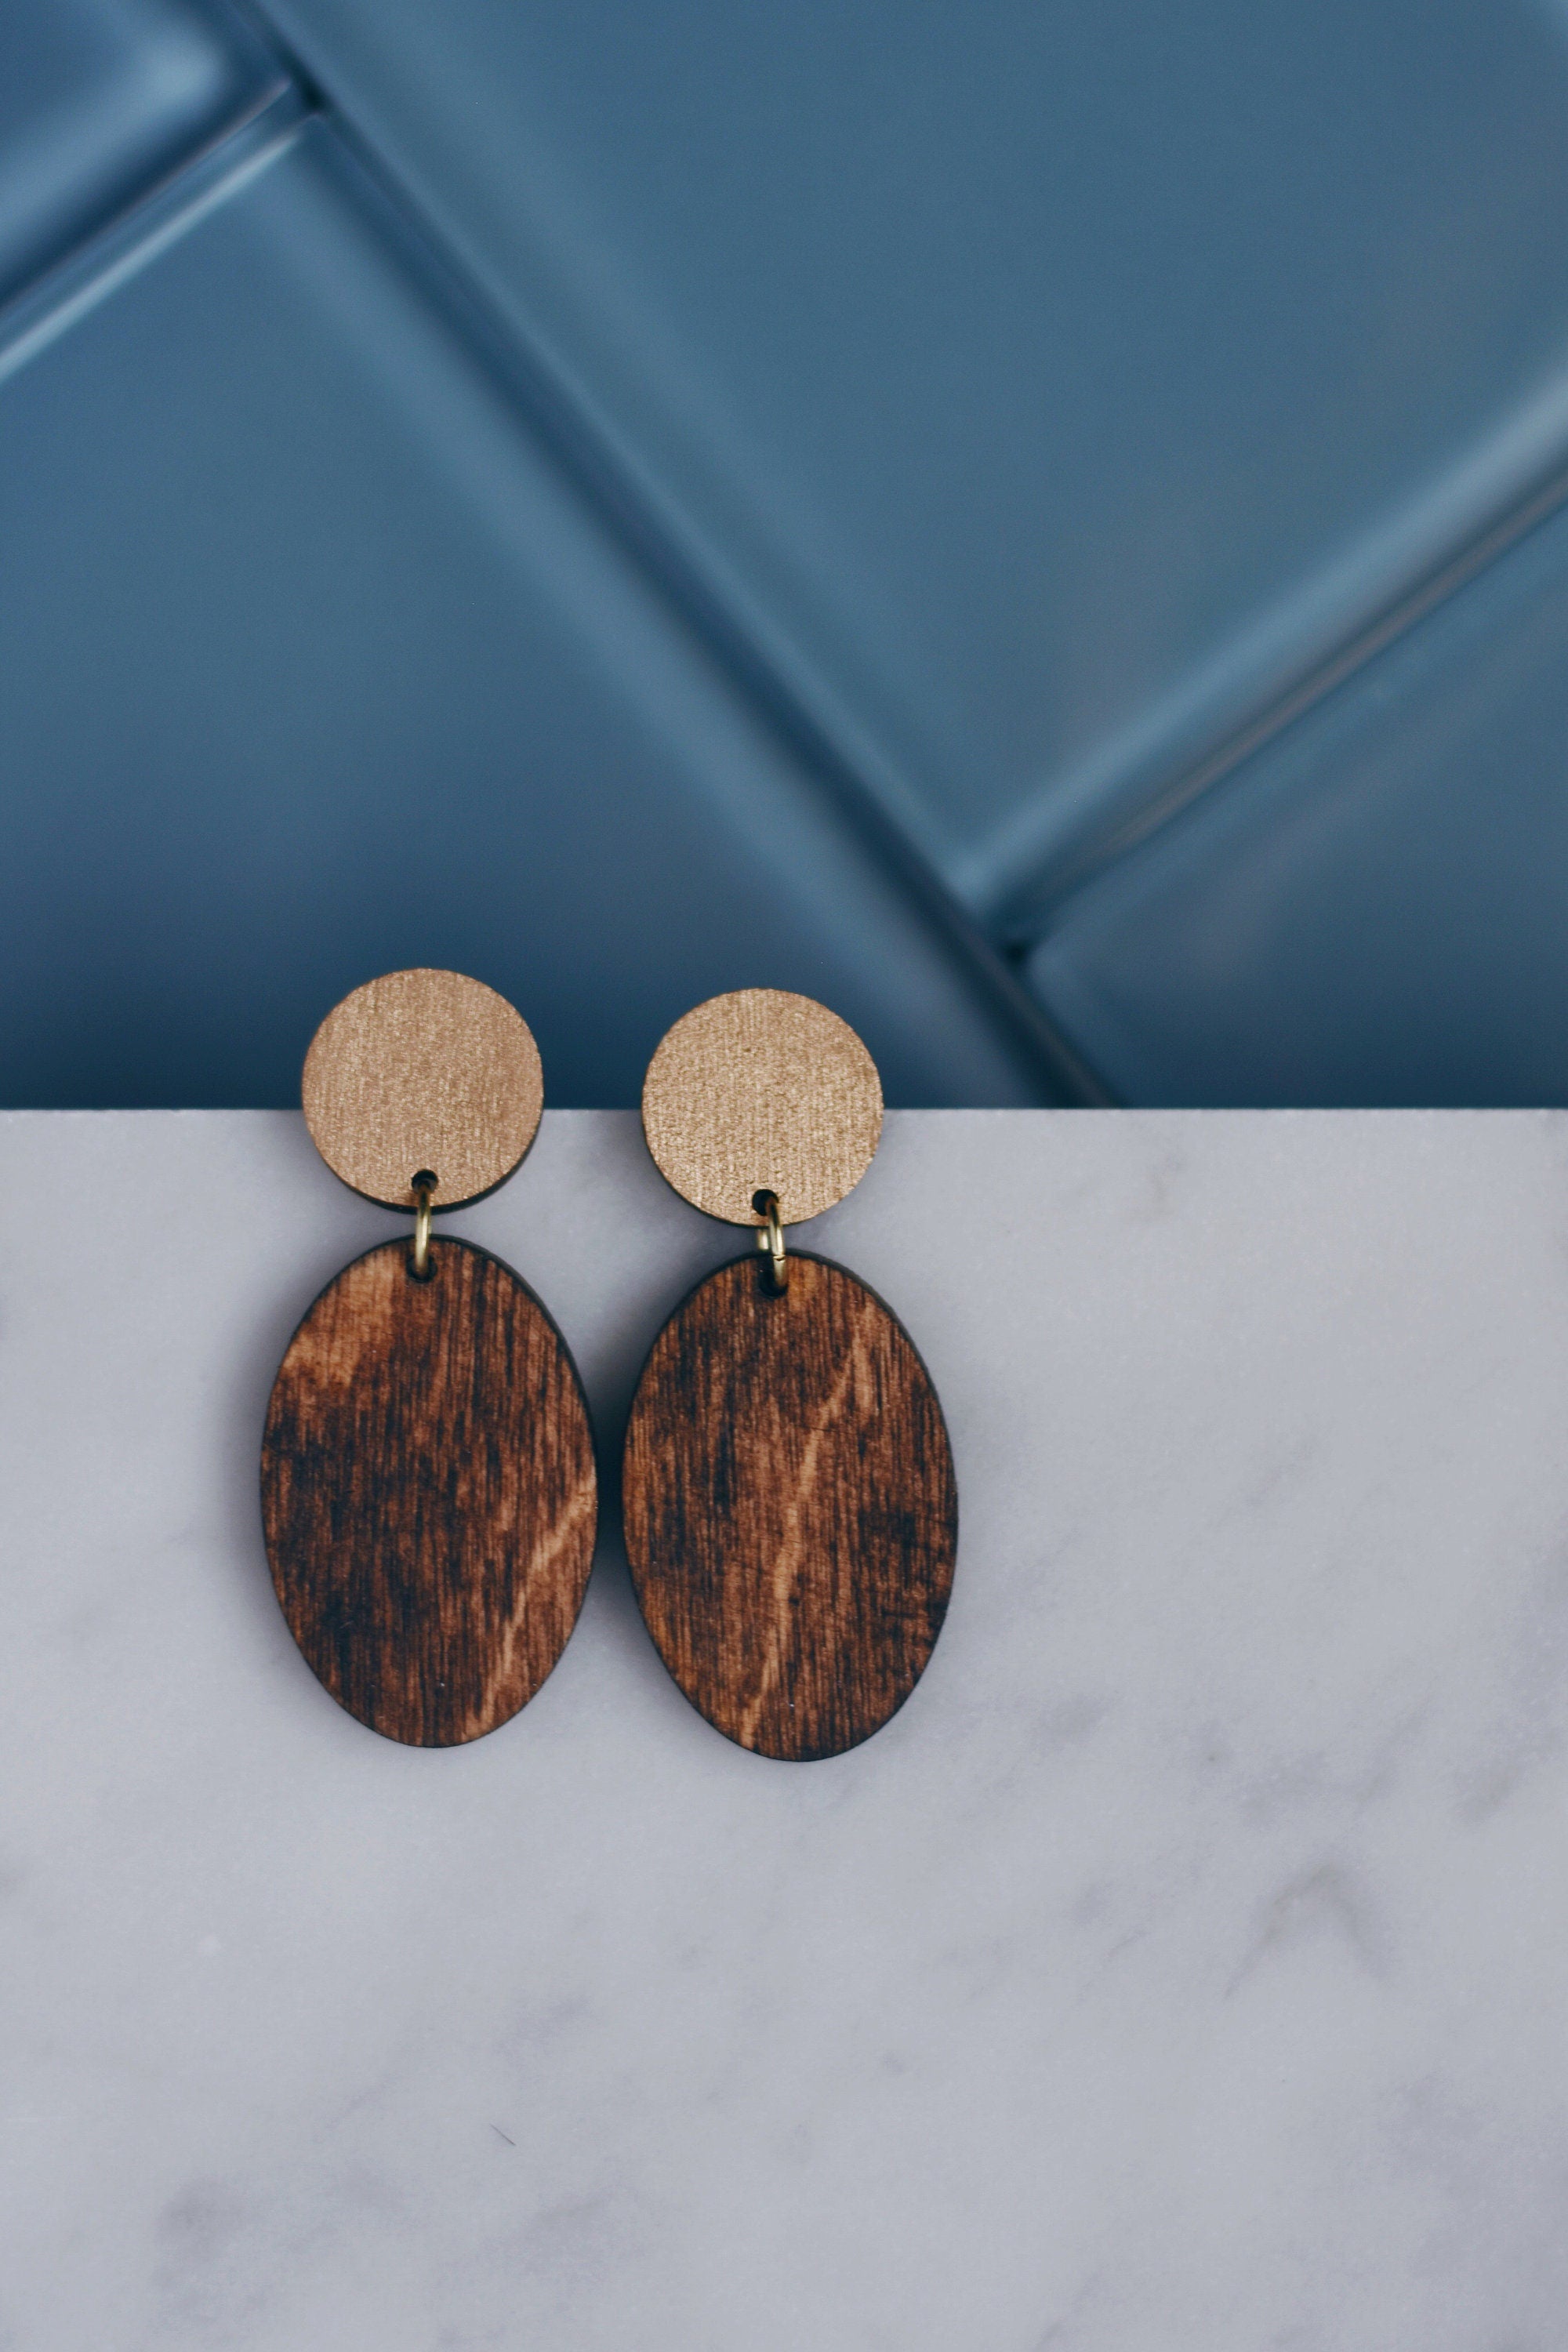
[622,989,957,1761]
[260,968,597,1746]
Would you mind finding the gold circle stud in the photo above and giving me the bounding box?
[302,970,543,1210]
[641,989,882,1226]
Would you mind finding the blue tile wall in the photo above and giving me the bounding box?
[253,0,1568,916]
[1026,495,1568,1106]
[0,119,1058,1108]
[5,0,1568,1106]
[0,0,279,305]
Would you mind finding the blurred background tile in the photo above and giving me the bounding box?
[257,0,1568,916]
[0,0,280,306]
[0,118,1062,1107]
[7,0,1568,1106]
[1026,494,1568,1105]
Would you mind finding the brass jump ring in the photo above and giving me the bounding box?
[753,1189,787,1294]
[410,1171,436,1279]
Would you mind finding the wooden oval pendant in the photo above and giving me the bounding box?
[261,1237,597,1745]
[622,1253,957,1760]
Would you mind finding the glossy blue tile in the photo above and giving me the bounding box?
[254,0,1568,915]
[1025,494,1568,1105]
[0,119,1059,1108]
[0,0,281,306]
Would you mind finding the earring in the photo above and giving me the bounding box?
[260,970,597,1746]
[622,989,957,1760]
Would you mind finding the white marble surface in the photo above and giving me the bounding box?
[3,1109,1568,2350]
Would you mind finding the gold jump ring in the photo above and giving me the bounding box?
[410,1171,436,1279]
[753,1189,787,1294]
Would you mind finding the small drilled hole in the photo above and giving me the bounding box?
[752,1189,775,1216]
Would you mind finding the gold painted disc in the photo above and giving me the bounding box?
[641,989,882,1225]
[302,970,543,1209]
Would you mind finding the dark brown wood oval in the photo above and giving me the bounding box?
[622,1252,957,1760]
[261,1236,597,1746]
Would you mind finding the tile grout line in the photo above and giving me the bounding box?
[0,82,312,383]
[1007,456,1568,944]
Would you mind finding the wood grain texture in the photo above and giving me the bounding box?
[622,1253,957,1760]
[302,969,543,1209]
[261,1237,596,1746]
[641,989,882,1225]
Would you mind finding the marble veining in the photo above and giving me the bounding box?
[2,1109,1566,2348]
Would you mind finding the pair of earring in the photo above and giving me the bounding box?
[260,970,957,1762]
